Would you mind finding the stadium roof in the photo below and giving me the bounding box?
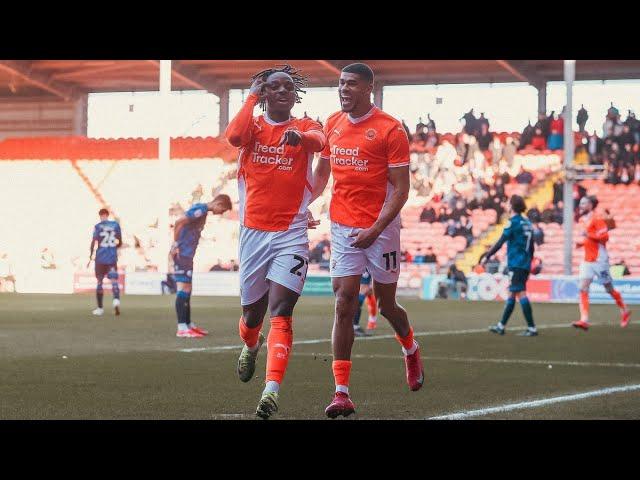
[1,60,640,101]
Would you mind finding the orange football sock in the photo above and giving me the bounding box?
[332,360,352,393]
[366,294,377,317]
[610,289,626,311]
[239,316,262,349]
[396,326,415,351]
[265,316,293,384]
[579,291,590,322]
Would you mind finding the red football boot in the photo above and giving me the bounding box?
[325,392,356,419]
[190,326,209,336]
[404,345,425,392]
[621,310,632,328]
[572,320,591,331]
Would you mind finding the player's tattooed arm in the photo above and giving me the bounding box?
[350,165,410,249]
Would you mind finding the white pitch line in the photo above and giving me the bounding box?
[176,322,591,353]
[290,352,640,369]
[428,384,640,420]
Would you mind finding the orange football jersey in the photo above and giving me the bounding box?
[320,106,410,229]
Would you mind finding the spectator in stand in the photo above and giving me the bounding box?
[530,128,546,150]
[426,113,436,132]
[478,112,490,130]
[515,166,534,185]
[437,205,450,222]
[541,202,555,223]
[414,247,427,264]
[520,120,534,148]
[423,246,437,263]
[477,123,493,151]
[461,109,478,136]
[445,218,458,237]
[532,223,545,245]
[494,176,506,201]
[552,201,564,224]
[447,264,468,299]
[457,215,474,246]
[483,189,504,219]
[415,117,426,134]
[209,259,225,271]
[587,130,605,164]
[401,250,413,263]
[577,104,588,133]
[547,112,564,150]
[229,259,239,272]
[414,123,428,143]
[490,135,503,165]
[503,136,517,164]
[604,103,623,138]
[534,112,551,138]
[401,119,412,141]
[527,205,542,223]
[624,110,640,144]
[319,245,331,270]
[552,179,563,206]
[450,199,469,221]
[420,203,437,223]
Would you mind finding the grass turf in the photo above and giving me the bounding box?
[0,293,638,419]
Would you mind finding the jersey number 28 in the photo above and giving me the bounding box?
[99,231,118,248]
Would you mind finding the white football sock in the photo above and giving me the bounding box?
[402,340,419,356]
[336,385,349,395]
[264,381,280,394]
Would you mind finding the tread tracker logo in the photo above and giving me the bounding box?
[330,145,369,172]
[252,141,294,171]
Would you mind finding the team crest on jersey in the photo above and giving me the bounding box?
[332,128,341,138]
[365,128,377,140]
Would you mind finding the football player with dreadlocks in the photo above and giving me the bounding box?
[225,64,326,419]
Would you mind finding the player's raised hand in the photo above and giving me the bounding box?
[348,228,380,249]
[249,77,267,97]
[307,210,320,230]
[279,129,302,147]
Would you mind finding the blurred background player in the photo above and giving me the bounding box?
[573,196,631,330]
[225,65,325,419]
[89,208,122,316]
[312,63,424,418]
[352,269,377,336]
[481,195,538,336]
[171,195,232,338]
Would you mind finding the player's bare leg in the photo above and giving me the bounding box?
[373,280,424,391]
[255,283,299,420]
[604,282,632,327]
[574,278,592,330]
[325,275,360,418]
[238,292,268,382]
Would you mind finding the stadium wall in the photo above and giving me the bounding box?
[0,97,86,138]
